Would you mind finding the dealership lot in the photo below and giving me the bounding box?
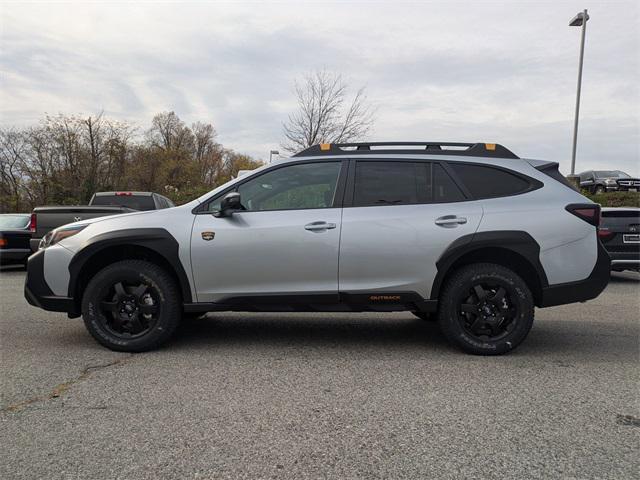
[1,268,638,479]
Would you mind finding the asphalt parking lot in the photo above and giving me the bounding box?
[1,268,638,479]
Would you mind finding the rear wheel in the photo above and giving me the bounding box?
[81,260,181,352]
[438,263,534,355]
[594,185,605,194]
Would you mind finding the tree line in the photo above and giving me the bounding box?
[0,111,263,212]
[0,70,376,213]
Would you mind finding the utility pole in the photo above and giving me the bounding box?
[569,9,589,176]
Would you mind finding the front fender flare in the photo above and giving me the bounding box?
[67,228,193,304]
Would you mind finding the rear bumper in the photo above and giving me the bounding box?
[539,239,610,307]
[604,243,640,271]
[611,259,640,271]
[0,248,31,264]
[24,248,78,316]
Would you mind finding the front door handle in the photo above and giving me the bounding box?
[304,221,337,232]
[435,215,468,228]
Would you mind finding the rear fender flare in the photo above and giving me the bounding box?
[430,231,548,300]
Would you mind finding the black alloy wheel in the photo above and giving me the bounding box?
[438,263,534,355]
[82,260,181,352]
[99,280,160,338]
[458,283,517,341]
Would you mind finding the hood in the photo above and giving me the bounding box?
[61,208,162,230]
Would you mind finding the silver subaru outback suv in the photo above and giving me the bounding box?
[24,142,610,355]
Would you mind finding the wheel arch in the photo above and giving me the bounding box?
[68,228,193,315]
[431,231,549,306]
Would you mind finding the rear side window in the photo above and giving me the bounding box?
[449,163,531,199]
[353,161,465,207]
[432,164,466,202]
[354,162,423,206]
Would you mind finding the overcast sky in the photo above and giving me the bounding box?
[1,0,638,174]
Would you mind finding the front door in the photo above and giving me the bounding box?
[191,161,346,303]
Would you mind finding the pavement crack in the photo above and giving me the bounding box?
[616,414,640,427]
[2,355,134,414]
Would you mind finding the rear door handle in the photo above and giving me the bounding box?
[304,221,337,232]
[435,215,467,227]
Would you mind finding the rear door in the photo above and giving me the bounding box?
[338,159,483,298]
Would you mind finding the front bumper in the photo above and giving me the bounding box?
[539,239,611,307]
[24,248,78,316]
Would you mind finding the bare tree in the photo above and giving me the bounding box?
[282,70,375,154]
[148,111,195,153]
[0,128,29,211]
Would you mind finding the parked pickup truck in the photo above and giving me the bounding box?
[29,191,174,251]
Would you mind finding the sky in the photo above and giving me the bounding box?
[1,0,638,175]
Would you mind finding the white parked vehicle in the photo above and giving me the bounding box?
[25,142,610,354]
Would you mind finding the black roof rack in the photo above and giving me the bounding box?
[293,142,519,159]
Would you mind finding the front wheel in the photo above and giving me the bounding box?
[81,260,181,352]
[438,263,534,355]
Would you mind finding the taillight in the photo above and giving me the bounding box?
[115,192,133,196]
[0,238,7,248]
[598,227,614,238]
[30,212,36,233]
[566,203,601,227]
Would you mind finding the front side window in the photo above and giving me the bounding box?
[208,162,342,212]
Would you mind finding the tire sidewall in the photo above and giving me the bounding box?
[82,261,180,352]
[439,265,534,355]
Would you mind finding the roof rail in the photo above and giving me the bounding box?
[293,142,519,159]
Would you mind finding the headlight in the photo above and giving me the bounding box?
[604,179,616,184]
[39,225,87,249]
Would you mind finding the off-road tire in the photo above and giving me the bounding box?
[438,263,534,355]
[81,260,181,352]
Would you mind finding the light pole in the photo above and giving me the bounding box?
[569,9,589,176]
[269,150,279,163]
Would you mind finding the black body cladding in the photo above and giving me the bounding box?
[67,228,192,301]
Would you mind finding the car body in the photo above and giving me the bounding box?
[24,142,610,355]
[599,207,640,272]
[578,170,640,194]
[29,191,175,252]
[0,214,32,266]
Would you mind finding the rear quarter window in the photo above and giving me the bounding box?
[449,163,534,199]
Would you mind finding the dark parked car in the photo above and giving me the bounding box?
[579,170,640,194]
[599,207,640,272]
[0,214,32,267]
[30,191,174,251]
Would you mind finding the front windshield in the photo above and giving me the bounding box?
[0,215,29,229]
[594,171,630,178]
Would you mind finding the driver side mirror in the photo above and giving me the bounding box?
[214,192,242,218]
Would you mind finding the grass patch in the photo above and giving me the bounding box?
[581,191,640,208]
